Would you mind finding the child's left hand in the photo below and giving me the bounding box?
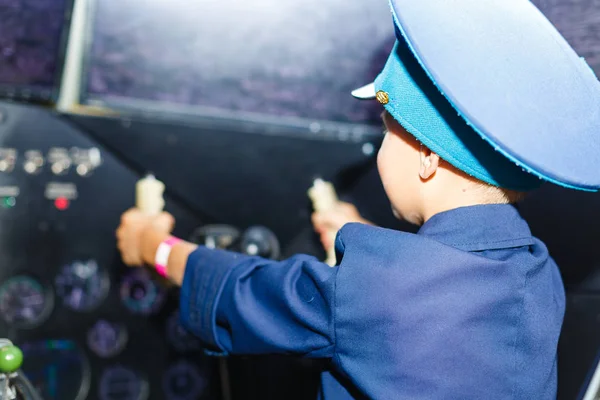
[311,202,372,250]
[116,209,174,266]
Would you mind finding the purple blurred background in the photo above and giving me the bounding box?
[0,0,69,90]
[84,0,395,125]
[83,0,600,126]
[0,0,598,119]
[534,0,600,73]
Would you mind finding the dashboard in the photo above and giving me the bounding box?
[0,102,221,400]
[0,101,361,400]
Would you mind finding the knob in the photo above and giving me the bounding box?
[71,147,102,177]
[48,148,71,175]
[23,150,44,175]
[189,225,240,250]
[0,148,16,173]
[241,226,280,259]
[0,345,23,373]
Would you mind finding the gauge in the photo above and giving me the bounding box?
[0,276,53,329]
[19,339,90,400]
[120,269,165,315]
[162,361,207,400]
[99,366,148,400]
[240,226,281,259]
[55,259,109,312]
[189,225,241,250]
[166,311,202,353]
[87,320,128,358]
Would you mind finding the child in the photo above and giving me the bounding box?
[116,0,600,398]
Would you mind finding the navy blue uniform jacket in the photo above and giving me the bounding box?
[180,204,565,399]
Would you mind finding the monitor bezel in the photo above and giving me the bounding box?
[0,0,76,105]
[77,0,386,140]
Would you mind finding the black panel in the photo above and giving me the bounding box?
[520,186,600,288]
[65,113,384,256]
[557,293,600,400]
[0,101,222,400]
[518,187,600,399]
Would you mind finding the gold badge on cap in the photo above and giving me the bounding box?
[376,90,389,105]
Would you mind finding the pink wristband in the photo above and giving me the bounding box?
[154,236,182,278]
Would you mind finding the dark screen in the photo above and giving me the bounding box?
[0,0,71,101]
[84,0,395,126]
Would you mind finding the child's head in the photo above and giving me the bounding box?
[378,110,525,225]
[352,0,600,217]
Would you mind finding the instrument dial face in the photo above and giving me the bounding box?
[0,276,53,329]
[87,320,128,358]
[162,361,207,400]
[166,311,202,353]
[20,339,90,400]
[241,226,281,259]
[99,366,148,400]
[189,225,240,250]
[120,269,165,315]
[55,259,109,312]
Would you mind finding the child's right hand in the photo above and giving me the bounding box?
[311,202,371,250]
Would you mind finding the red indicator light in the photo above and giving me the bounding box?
[54,197,69,210]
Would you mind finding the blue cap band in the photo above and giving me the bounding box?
[376,39,543,191]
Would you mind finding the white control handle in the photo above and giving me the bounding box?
[308,178,339,267]
[136,174,165,216]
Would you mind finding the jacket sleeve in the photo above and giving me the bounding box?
[179,245,337,358]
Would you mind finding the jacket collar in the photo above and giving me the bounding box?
[417,204,534,252]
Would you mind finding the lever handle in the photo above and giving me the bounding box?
[308,179,339,267]
[136,174,165,216]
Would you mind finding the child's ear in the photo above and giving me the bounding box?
[419,145,440,180]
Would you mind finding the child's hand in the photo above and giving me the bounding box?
[311,202,371,249]
[116,209,175,266]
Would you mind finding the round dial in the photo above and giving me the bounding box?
[55,259,109,312]
[20,339,90,400]
[241,226,281,259]
[120,269,165,315]
[87,320,128,358]
[99,366,148,400]
[189,225,240,250]
[166,311,202,353]
[0,276,53,329]
[162,361,207,400]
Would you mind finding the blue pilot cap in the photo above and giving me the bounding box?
[353,0,600,192]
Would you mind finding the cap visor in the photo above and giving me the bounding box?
[351,82,377,99]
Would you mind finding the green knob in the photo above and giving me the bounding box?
[0,345,23,373]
